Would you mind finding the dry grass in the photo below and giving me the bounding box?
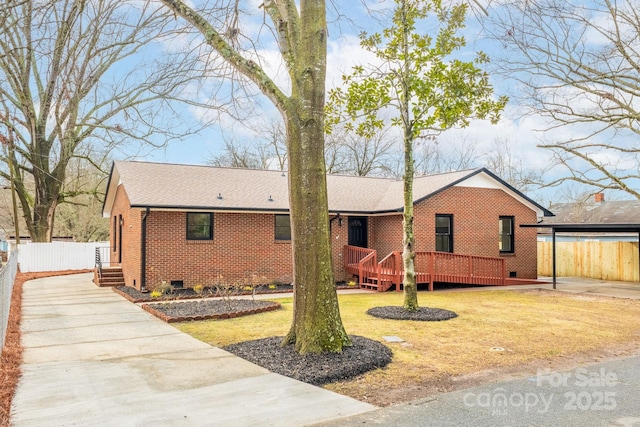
[177,289,640,406]
[0,269,91,426]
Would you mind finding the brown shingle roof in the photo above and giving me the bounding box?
[103,161,550,217]
[543,199,640,225]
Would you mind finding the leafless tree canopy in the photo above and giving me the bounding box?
[488,0,640,199]
[207,119,287,170]
[0,0,210,241]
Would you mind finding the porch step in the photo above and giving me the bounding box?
[95,267,125,287]
[359,282,379,291]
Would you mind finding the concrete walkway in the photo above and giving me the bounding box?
[11,273,375,426]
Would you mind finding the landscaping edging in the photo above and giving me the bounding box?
[367,305,458,321]
[141,300,281,323]
[113,284,354,303]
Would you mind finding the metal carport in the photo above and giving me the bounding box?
[520,223,640,289]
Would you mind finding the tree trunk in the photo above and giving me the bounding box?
[282,0,350,353]
[159,0,351,353]
[402,125,418,311]
[400,2,418,311]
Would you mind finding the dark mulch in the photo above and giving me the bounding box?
[367,305,458,321]
[142,299,281,323]
[114,283,353,303]
[224,335,392,386]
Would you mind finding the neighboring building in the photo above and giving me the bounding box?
[101,161,553,291]
[539,193,640,242]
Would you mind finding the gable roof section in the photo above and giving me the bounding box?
[543,199,640,225]
[103,161,552,217]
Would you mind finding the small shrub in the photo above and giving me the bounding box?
[193,284,205,295]
[150,290,163,299]
[157,280,173,295]
[268,284,277,290]
[348,280,357,287]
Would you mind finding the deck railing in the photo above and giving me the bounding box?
[344,245,376,275]
[378,251,402,290]
[358,251,378,285]
[418,251,506,289]
[94,246,113,280]
[344,245,507,291]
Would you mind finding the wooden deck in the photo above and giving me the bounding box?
[344,245,515,292]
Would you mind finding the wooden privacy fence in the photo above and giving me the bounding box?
[538,241,640,282]
[18,241,110,273]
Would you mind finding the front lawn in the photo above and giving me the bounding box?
[175,289,640,406]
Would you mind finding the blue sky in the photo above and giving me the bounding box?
[137,1,545,167]
[132,1,634,203]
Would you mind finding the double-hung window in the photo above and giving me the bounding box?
[435,214,453,253]
[187,212,213,240]
[499,216,514,253]
[275,214,291,240]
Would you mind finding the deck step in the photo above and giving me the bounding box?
[359,282,378,290]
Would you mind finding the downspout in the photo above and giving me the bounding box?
[552,228,557,290]
[141,208,149,292]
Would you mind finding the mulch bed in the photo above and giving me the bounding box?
[114,283,354,303]
[224,335,393,386]
[367,306,458,321]
[141,299,281,323]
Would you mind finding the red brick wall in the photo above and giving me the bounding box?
[111,185,142,289]
[144,211,296,289]
[330,216,350,282]
[110,184,539,289]
[369,186,539,278]
[370,215,403,256]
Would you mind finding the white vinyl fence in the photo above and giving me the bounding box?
[1,251,19,348]
[18,241,110,273]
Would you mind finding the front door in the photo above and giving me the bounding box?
[348,216,368,248]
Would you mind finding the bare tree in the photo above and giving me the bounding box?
[324,127,351,174]
[340,126,397,176]
[208,120,287,170]
[53,158,109,242]
[0,0,205,242]
[482,136,545,193]
[161,0,350,353]
[410,134,479,176]
[489,0,640,199]
[324,125,397,176]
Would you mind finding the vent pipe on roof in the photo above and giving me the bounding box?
[217,193,223,200]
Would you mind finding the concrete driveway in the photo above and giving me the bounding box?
[10,273,375,426]
[536,276,640,299]
[436,276,640,300]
